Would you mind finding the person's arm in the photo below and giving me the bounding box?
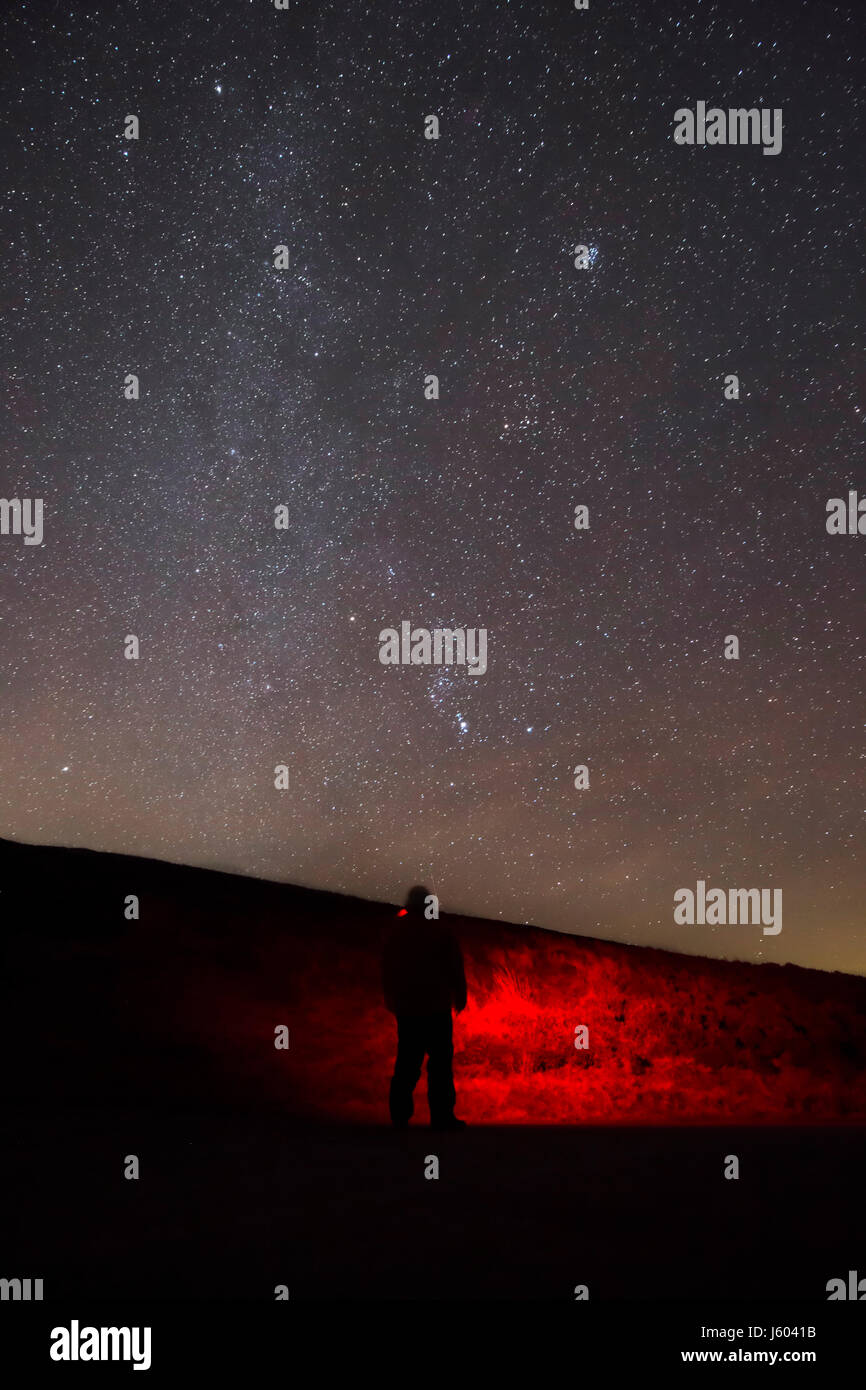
[382,935,398,1013]
[448,932,467,1012]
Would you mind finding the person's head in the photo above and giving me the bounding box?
[403,884,431,920]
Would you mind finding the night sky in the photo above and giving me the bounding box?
[1,0,863,974]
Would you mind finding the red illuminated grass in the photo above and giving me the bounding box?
[254,920,866,1124]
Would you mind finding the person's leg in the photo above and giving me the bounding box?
[426,1011,457,1125]
[389,1015,425,1127]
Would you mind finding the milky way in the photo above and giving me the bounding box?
[1,0,863,972]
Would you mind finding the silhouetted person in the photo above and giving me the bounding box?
[383,885,467,1130]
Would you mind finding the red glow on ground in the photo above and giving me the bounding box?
[253,920,866,1125]
[21,875,864,1125]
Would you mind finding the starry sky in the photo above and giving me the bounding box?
[1,0,863,974]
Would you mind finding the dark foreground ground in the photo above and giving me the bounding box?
[2,1106,863,1301]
